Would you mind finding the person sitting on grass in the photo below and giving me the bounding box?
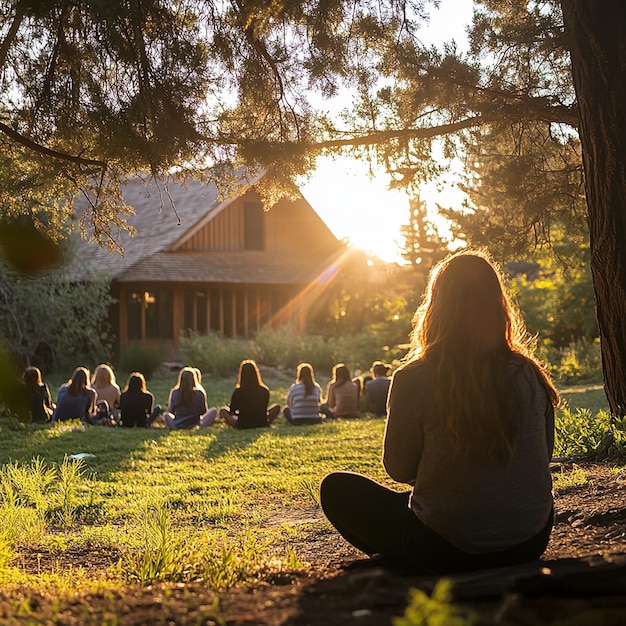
[284,362,324,425]
[51,366,97,422]
[91,364,121,416]
[163,367,217,429]
[120,372,160,428]
[320,249,559,573]
[320,363,361,419]
[23,366,55,423]
[363,361,392,416]
[220,360,281,429]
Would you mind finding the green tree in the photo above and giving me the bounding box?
[509,242,597,348]
[3,1,626,413]
[0,254,114,373]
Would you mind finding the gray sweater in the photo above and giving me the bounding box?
[383,357,554,553]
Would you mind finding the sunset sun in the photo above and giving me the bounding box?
[299,156,460,264]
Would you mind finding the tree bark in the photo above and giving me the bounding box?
[561,1,626,416]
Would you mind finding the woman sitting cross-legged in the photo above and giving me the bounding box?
[163,367,217,429]
[220,360,281,429]
[320,250,559,574]
[320,363,361,419]
[51,366,97,422]
[120,372,159,428]
[284,362,324,425]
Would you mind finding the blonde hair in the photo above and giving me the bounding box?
[409,249,558,463]
[92,364,116,388]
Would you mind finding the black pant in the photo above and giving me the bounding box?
[320,471,553,574]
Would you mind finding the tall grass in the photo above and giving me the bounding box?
[0,456,89,559]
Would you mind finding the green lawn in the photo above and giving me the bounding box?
[0,374,613,591]
[559,383,607,415]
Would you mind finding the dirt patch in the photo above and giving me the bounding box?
[4,461,626,624]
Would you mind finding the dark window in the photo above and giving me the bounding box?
[236,290,245,336]
[210,288,221,333]
[127,291,142,340]
[183,289,208,335]
[196,290,207,334]
[244,201,265,250]
[145,288,173,340]
[223,288,233,337]
[184,289,194,333]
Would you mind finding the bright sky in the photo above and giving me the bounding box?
[299,0,473,263]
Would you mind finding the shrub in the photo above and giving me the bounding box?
[555,408,626,460]
[0,259,114,373]
[179,332,252,377]
[536,338,602,385]
[333,332,407,374]
[119,345,164,380]
[254,325,335,373]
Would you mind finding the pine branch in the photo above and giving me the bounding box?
[0,122,107,168]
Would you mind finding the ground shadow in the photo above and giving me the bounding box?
[284,552,626,625]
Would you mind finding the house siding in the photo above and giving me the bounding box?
[178,191,338,260]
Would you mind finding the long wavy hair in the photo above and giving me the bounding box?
[92,363,116,388]
[172,367,198,407]
[331,363,351,388]
[124,372,147,393]
[237,360,266,389]
[296,363,316,396]
[67,367,90,396]
[23,366,43,390]
[409,249,558,463]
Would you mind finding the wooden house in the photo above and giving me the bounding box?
[75,174,344,359]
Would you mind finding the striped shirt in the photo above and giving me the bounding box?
[286,382,322,422]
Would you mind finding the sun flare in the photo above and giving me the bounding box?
[299,157,462,264]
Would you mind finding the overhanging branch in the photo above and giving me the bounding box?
[0,122,107,168]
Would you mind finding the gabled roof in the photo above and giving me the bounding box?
[72,173,341,285]
[73,174,250,280]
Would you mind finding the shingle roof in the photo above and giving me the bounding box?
[72,173,340,286]
[73,173,259,280]
[116,250,331,284]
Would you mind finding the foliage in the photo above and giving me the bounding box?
[0,254,114,373]
[179,331,253,377]
[555,409,626,461]
[393,580,477,626]
[552,465,588,491]
[400,196,449,268]
[254,325,405,375]
[537,338,602,386]
[306,252,422,362]
[0,1,580,240]
[254,325,334,373]
[118,345,165,381]
[507,239,597,350]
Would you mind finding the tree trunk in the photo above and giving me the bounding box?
[561,1,626,417]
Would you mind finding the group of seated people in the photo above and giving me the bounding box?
[22,359,392,430]
[23,363,160,427]
[282,360,391,426]
[165,358,392,430]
